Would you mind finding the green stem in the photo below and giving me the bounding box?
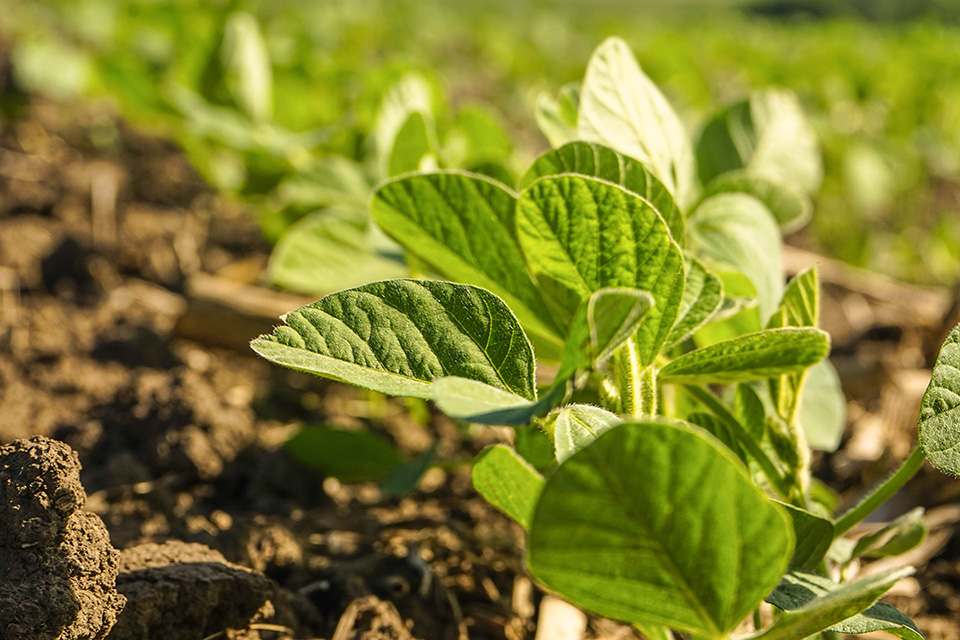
[617,340,656,417]
[683,385,789,499]
[833,445,926,536]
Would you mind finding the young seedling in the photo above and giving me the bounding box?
[253,37,952,639]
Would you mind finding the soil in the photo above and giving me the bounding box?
[1,91,960,639]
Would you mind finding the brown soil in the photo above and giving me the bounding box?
[1,93,959,639]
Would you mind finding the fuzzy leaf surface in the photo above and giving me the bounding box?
[472,444,544,529]
[521,141,683,241]
[577,37,696,207]
[528,421,793,636]
[762,569,920,640]
[659,328,829,385]
[251,279,536,400]
[372,172,562,355]
[919,324,960,474]
[548,404,623,463]
[517,175,684,364]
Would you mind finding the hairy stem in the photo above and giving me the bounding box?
[833,445,927,536]
[617,340,656,417]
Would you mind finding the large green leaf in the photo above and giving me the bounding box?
[547,404,622,463]
[665,257,724,348]
[516,175,684,364]
[265,210,408,295]
[250,279,536,400]
[372,172,563,356]
[761,569,920,640]
[528,421,793,636]
[696,88,822,197]
[919,324,960,474]
[558,287,655,380]
[687,193,783,321]
[520,141,683,242]
[659,328,829,385]
[577,37,696,207]
[472,444,544,529]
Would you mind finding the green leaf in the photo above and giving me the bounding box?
[767,266,822,424]
[372,73,435,179]
[528,421,793,636]
[798,359,847,452]
[558,288,655,380]
[265,210,408,295]
[516,175,684,364]
[472,444,544,529]
[251,279,536,400]
[285,426,404,483]
[446,105,513,166]
[665,258,724,349]
[516,424,556,472]
[430,377,541,426]
[520,141,683,242]
[702,170,811,233]
[734,384,767,443]
[687,193,783,321]
[768,266,819,330]
[696,88,822,196]
[778,503,834,572]
[372,172,563,356]
[221,12,272,121]
[659,328,830,385]
[547,404,622,463]
[851,507,927,561]
[535,83,581,148]
[761,569,919,640]
[388,112,436,176]
[577,37,696,208]
[918,324,960,474]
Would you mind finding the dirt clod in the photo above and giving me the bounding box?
[111,540,276,640]
[0,436,125,640]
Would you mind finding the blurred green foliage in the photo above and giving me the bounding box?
[3,0,959,284]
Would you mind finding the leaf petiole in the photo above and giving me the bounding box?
[833,445,926,536]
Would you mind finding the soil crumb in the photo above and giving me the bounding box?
[0,435,125,640]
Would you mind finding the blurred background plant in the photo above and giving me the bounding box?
[3,0,960,288]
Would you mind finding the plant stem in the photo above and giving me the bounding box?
[617,340,656,417]
[683,385,789,499]
[833,445,926,536]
